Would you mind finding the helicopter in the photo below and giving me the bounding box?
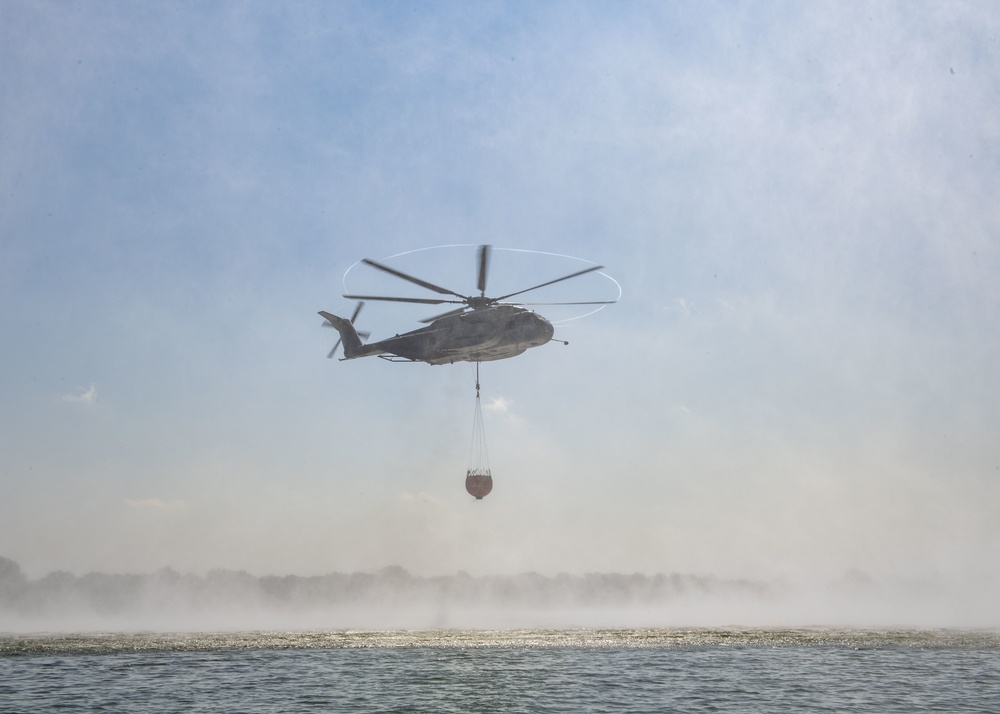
[319,244,616,365]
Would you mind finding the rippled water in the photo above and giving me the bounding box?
[2,629,998,713]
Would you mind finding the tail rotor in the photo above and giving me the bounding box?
[323,301,369,358]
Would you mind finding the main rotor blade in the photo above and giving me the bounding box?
[419,306,468,324]
[509,300,618,306]
[362,258,467,299]
[342,294,465,305]
[477,244,491,296]
[494,264,605,301]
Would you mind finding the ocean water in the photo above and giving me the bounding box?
[2,629,998,713]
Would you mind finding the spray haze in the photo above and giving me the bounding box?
[2,557,992,633]
[2,2,998,631]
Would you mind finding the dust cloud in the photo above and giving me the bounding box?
[1,557,994,633]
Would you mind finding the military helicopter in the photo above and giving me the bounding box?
[319,244,616,365]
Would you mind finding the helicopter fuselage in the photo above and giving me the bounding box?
[327,304,555,365]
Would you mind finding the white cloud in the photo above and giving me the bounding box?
[667,298,695,317]
[483,396,512,414]
[61,384,97,404]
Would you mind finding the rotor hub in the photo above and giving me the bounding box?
[467,296,494,310]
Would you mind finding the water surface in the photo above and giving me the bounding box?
[2,628,997,713]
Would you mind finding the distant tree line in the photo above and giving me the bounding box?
[0,556,772,618]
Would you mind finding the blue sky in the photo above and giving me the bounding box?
[2,1,998,610]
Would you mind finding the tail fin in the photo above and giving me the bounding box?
[319,310,364,358]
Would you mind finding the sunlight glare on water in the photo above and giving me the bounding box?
[2,629,997,713]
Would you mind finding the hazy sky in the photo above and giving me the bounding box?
[2,1,998,597]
